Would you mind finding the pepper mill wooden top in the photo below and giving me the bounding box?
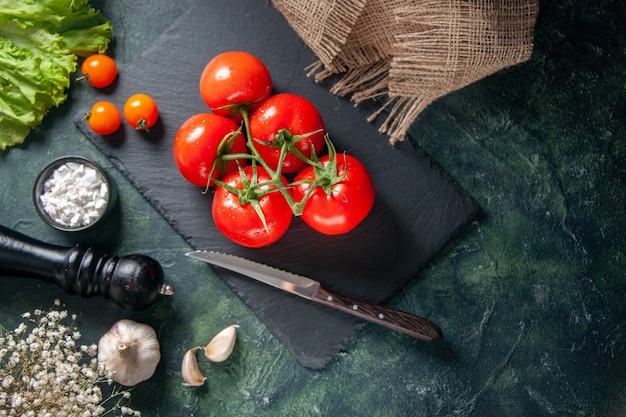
[0,225,174,310]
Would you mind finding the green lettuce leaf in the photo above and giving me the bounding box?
[0,0,112,150]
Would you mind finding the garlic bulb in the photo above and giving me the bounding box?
[181,347,206,386]
[204,325,238,362]
[98,319,161,386]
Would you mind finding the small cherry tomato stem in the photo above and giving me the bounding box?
[207,129,250,185]
[238,108,299,210]
[289,178,319,215]
[220,152,255,162]
[210,106,365,226]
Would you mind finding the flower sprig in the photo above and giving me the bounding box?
[0,300,140,417]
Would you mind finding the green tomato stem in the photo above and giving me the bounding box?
[239,108,299,211]
[211,108,348,222]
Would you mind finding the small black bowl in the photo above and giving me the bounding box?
[33,156,118,232]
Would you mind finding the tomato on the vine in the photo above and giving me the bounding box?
[80,54,117,88]
[212,165,292,248]
[173,113,248,187]
[250,93,326,174]
[87,101,121,135]
[199,51,272,119]
[124,93,159,130]
[292,154,375,235]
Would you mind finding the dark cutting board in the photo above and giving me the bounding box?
[75,0,479,368]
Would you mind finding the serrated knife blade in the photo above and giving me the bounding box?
[186,250,443,342]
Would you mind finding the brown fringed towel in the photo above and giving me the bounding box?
[271,0,539,144]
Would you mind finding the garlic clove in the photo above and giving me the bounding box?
[97,319,161,387]
[204,324,239,363]
[181,347,207,386]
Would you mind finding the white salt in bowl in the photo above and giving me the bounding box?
[33,156,118,232]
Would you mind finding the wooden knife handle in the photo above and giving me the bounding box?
[312,287,443,342]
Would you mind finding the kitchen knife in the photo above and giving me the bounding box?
[186,250,443,342]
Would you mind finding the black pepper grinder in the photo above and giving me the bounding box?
[0,225,174,310]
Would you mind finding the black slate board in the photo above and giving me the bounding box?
[75,0,479,368]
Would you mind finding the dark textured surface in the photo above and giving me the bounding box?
[72,0,478,368]
[1,0,625,416]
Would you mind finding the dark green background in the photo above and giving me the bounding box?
[1,1,625,416]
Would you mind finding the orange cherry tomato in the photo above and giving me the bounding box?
[123,93,159,131]
[81,54,117,88]
[87,101,122,135]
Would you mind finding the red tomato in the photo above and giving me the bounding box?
[292,154,375,235]
[124,93,159,130]
[199,51,272,118]
[249,93,326,174]
[87,101,121,135]
[212,166,292,248]
[173,113,247,187]
[81,54,117,88]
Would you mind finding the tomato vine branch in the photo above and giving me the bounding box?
[210,107,348,224]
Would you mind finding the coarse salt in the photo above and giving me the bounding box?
[39,161,109,228]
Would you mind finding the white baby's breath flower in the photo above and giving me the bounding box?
[0,302,141,416]
[2,376,14,389]
[6,336,16,349]
[9,351,20,367]
[121,405,142,416]
[81,367,96,379]
[14,323,27,336]
[65,338,76,349]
